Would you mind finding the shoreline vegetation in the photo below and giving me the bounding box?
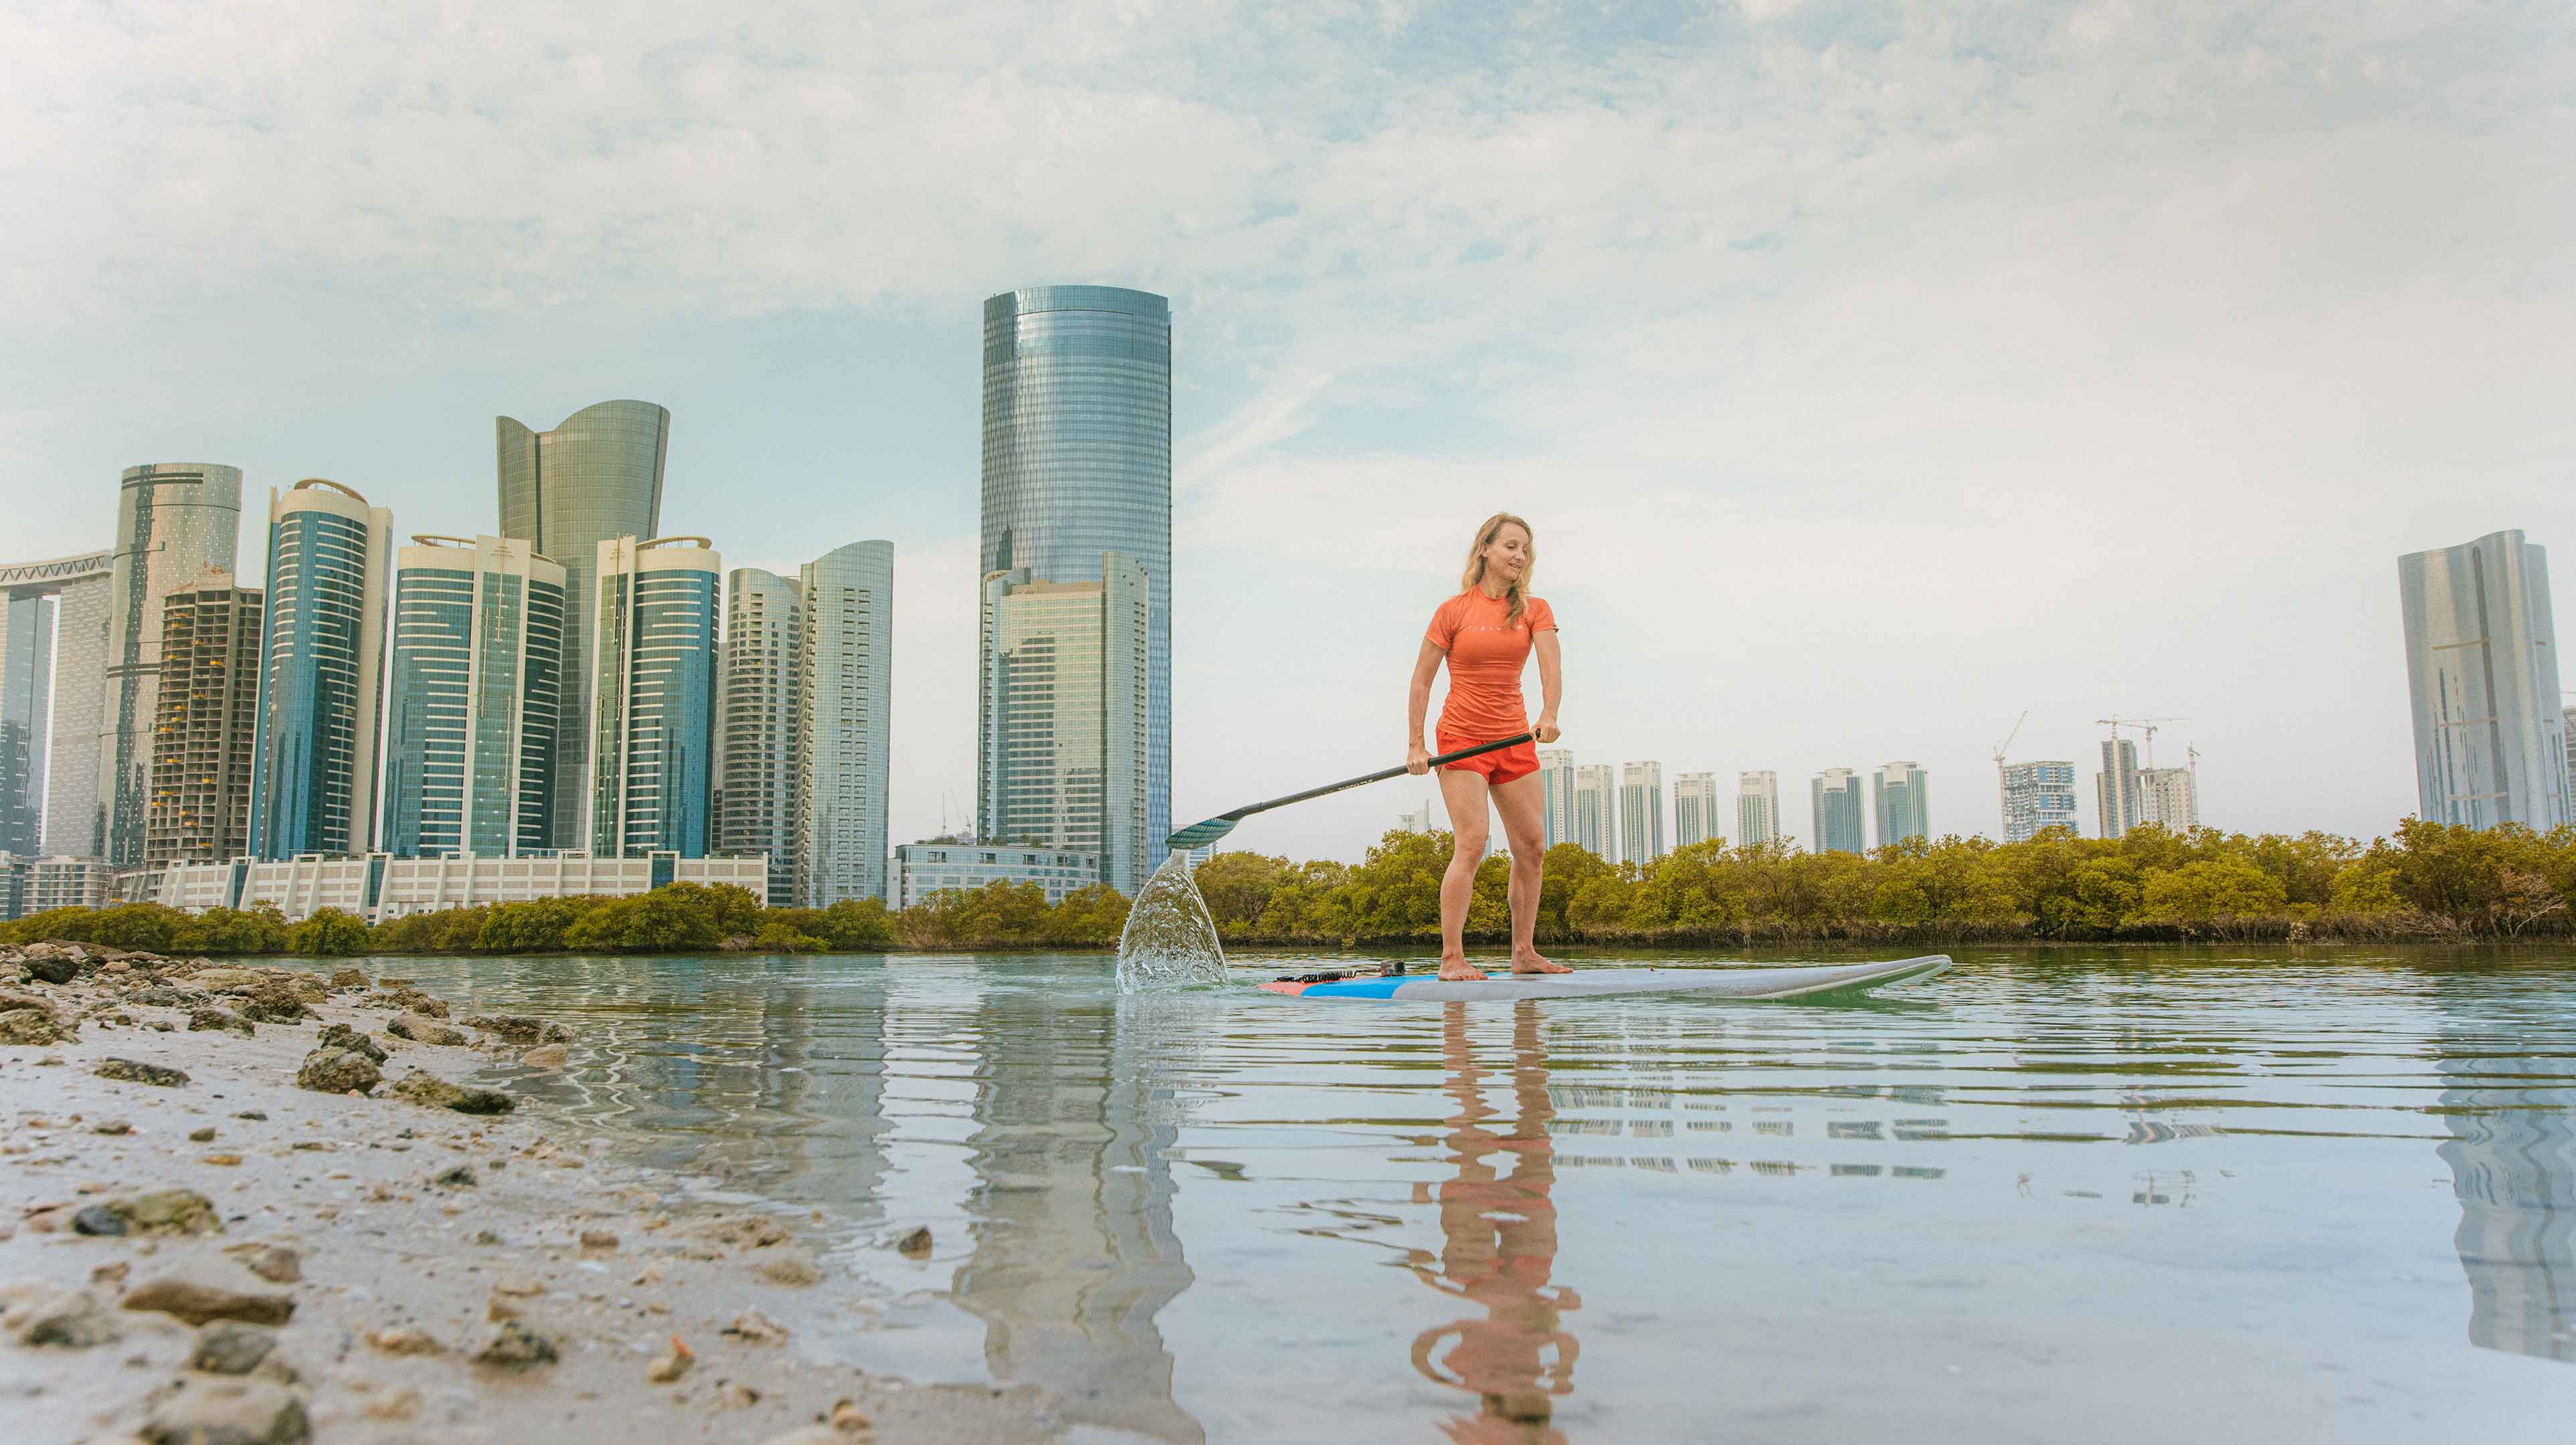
[11,818,2576,957]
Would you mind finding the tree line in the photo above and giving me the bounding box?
[8,817,2575,956]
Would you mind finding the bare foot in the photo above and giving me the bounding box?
[1437,956,1487,981]
[1511,950,1572,975]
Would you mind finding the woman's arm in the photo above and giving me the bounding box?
[1532,630,1563,743]
[1407,638,1445,773]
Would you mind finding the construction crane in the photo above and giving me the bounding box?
[1993,709,2029,838]
[2097,715,2191,769]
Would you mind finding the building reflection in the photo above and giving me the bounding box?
[951,991,1204,1443]
[1409,1002,1580,1443]
[2437,1041,2575,1362]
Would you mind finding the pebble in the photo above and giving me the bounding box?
[95,1057,190,1087]
[293,1046,380,1095]
[366,1325,446,1356]
[122,1275,297,1327]
[645,1335,694,1382]
[758,1253,821,1287]
[361,1386,422,1422]
[580,1228,620,1252]
[433,1164,478,1188]
[471,1319,559,1370]
[721,1309,788,1344]
[895,1225,933,1258]
[203,1153,244,1167]
[226,1246,302,1285]
[830,1398,873,1432]
[72,1205,128,1236]
[92,1119,133,1135]
[142,1377,310,1445]
[387,1013,468,1046]
[187,1321,279,1375]
[492,1272,545,1297]
[187,1006,255,1036]
[12,1286,122,1348]
[233,1111,268,1121]
[188,1125,217,1142]
[521,1044,570,1068]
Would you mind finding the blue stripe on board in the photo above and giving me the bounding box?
[1293,977,1411,998]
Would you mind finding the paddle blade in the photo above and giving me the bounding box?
[1164,817,1237,851]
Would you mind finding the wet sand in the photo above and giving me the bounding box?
[1,945,1057,1444]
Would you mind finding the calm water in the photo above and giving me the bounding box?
[347,946,2576,1443]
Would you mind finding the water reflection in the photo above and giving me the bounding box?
[1408,1003,1579,1443]
[953,992,1204,1443]
[2438,1037,2576,1361]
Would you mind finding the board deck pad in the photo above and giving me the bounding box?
[1259,955,1952,1001]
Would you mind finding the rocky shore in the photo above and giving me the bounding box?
[1,943,1056,1444]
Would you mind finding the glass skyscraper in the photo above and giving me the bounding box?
[0,551,112,858]
[2400,529,2571,831]
[1738,770,1781,847]
[1621,761,1666,863]
[1572,763,1616,860]
[796,541,894,904]
[2001,760,2078,842]
[589,537,718,857]
[1811,768,1865,855]
[980,287,1171,873]
[383,536,565,858]
[498,400,668,848]
[717,567,802,903]
[1536,748,1574,848]
[145,577,262,866]
[101,463,242,864]
[2096,738,2142,838]
[250,480,391,860]
[1873,761,1929,849]
[1673,771,1720,848]
[979,555,1149,894]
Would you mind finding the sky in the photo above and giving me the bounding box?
[4,0,2573,862]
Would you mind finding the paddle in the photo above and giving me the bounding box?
[1164,733,1538,851]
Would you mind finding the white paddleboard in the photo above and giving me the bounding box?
[1259,954,1951,1001]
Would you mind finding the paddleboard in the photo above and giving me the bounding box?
[1258,954,1951,1001]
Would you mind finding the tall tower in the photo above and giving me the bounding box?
[1736,769,1780,847]
[1811,768,1865,855]
[383,536,565,859]
[796,541,895,904]
[1873,761,1929,849]
[717,568,802,902]
[2399,530,2571,830]
[145,577,262,866]
[1673,772,1720,848]
[978,555,1151,895]
[100,463,242,864]
[497,400,669,848]
[250,480,391,860]
[1536,748,1574,848]
[1620,761,1666,863]
[1,552,112,858]
[589,537,719,858]
[981,288,1172,874]
[2001,760,2079,842]
[2096,738,2142,838]
[1572,764,1617,861]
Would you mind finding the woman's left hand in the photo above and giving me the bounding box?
[1534,716,1561,744]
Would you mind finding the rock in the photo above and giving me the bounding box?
[72,1205,128,1236]
[122,1276,296,1327]
[432,1164,477,1188]
[233,1110,268,1121]
[316,1022,386,1062]
[464,1014,571,1046]
[187,1007,254,1036]
[23,954,79,984]
[383,987,448,1018]
[452,1086,515,1115]
[134,985,202,1007]
[0,1008,72,1044]
[238,980,312,1024]
[366,1325,446,1356]
[386,1014,466,1046]
[579,1229,618,1252]
[96,1057,189,1087]
[142,1377,310,1445]
[120,1189,223,1236]
[13,1286,121,1347]
[189,967,264,991]
[388,1070,462,1109]
[521,1044,569,1068]
[361,1387,422,1422]
[491,1272,544,1297]
[225,1245,301,1284]
[328,968,369,989]
[644,1335,694,1382]
[471,1319,558,1370]
[721,1309,788,1344]
[717,1381,763,1409]
[830,1399,873,1433]
[895,1225,933,1258]
[294,1046,379,1095]
[91,1262,131,1288]
[189,1126,217,1142]
[755,1429,840,1445]
[188,1321,278,1375]
[92,1118,134,1135]
[757,1252,820,1287]
[203,1153,244,1167]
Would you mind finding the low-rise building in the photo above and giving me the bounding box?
[21,856,116,914]
[146,852,771,924]
[890,840,1099,908]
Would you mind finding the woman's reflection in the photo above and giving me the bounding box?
[1409,1001,1581,1442]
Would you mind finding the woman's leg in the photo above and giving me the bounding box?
[1490,771,1568,973]
[1435,765,1494,981]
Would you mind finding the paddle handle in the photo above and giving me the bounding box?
[1222,733,1537,823]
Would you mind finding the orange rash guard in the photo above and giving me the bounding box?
[1424,591,1557,742]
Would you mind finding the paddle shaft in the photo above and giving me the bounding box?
[1214,732,1537,826]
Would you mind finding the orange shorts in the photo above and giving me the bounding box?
[1438,731,1540,785]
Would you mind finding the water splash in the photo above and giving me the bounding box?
[1116,853,1228,991]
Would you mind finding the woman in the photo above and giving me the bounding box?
[1408,512,1568,982]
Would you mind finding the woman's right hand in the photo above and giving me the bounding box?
[1406,742,1432,775]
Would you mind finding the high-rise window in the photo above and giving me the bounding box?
[250,480,389,860]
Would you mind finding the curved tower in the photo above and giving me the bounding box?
[979,286,1171,874]
[497,400,668,849]
[250,479,392,859]
[100,463,243,864]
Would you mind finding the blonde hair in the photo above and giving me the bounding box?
[1460,512,1536,627]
